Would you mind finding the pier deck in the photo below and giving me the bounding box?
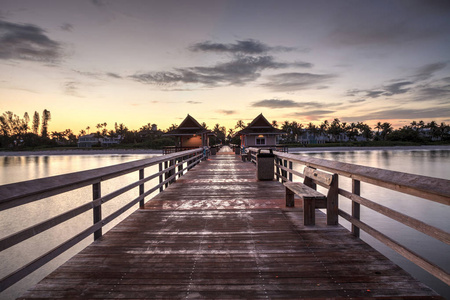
[19,149,442,299]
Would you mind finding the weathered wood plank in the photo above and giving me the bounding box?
[18,154,443,299]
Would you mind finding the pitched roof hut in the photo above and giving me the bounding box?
[236,114,284,148]
[164,114,213,149]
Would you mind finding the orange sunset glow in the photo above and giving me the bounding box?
[1,0,449,134]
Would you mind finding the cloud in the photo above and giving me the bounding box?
[252,99,300,108]
[190,39,295,54]
[288,109,336,120]
[349,99,366,104]
[261,72,337,91]
[217,110,236,115]
[415,82,450,103]
[63,81,83,97]
[0,19,62,63]
[412,62,447,81]
[131,55,291,87]
[91,0,107,7]
[252,99,341,109]
[106,72,122,79]
[352,106,450,121]
[187,101,201,104]
[60,23,73,32]
[347,62,448,102]
[328,1,450,47]
[383,81,413,96]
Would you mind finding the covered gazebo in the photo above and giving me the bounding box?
[164,114,214,150]
[236,114,284,148]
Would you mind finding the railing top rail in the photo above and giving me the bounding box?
[0,148,202,210]
[272,151,450,206]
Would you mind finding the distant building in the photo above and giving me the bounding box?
[78,134,99,148]
[236,114,284,148]
[164,114,214,148]
[77,134,123,148]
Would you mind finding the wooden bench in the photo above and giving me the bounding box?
[284,167,339,226]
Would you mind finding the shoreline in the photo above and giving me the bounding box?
[288,144,450,153]
[0,148,163,157]
[0,145,449,156]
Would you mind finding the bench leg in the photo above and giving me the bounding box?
[285,187,295,207]
[327,174,339,225]
[303,198,315,225]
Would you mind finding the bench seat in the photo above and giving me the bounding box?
[283,167,338,226]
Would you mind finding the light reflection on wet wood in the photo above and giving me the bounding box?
[19,154,443,299]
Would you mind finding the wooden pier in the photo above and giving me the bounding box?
[17,148,442,299]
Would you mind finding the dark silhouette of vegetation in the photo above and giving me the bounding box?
[0,110,449,151]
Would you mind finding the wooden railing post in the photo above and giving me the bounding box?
[139,169,144,208]
[352,179,361,237]
[93,182,102,240]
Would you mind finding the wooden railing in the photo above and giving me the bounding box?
[243,145,288,153]
[0,148,208,292]
[246,147,450,285]
[163,146,204,154]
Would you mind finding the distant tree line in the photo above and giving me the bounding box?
[1,109,449,150]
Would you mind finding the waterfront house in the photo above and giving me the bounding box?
[77,134,99,148]
[77,134,123,148]
[236,114,284,148]
[164,114,213,149]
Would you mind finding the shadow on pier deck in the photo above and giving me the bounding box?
[19,150,442,299]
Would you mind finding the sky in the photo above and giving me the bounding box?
[1,0,450,134]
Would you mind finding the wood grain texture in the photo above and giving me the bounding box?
[18,154,443,299]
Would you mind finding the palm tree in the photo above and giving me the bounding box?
[380,122,393,140]
[86,126,90,134]
[427,121,439,141]
[271,120,278,128]
[307,122,318,143]
[235,120,245,130]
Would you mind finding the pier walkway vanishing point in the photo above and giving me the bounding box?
[16,146,443,299]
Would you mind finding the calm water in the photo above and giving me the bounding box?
[0,150,449,299]
[0,154,159,300]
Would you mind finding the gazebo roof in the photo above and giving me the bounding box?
[165,114,213,136]
[236,114,285,135]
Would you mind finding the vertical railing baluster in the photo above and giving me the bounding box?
[164,160,169,188]
[288,161,293,182]
[352,179,361,238]
[178,157,183,178]
[159,162,163,192]
[275,156,280,181]
[139,169,144,208]
[282,159,287,183]
[93,182,102,240]
[169,159,175,184]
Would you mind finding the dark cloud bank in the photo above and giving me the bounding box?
[0,19,62,62]
[131,39,331,91]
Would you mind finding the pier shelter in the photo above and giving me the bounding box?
[165,114,213,149]
[236,113,284,148]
